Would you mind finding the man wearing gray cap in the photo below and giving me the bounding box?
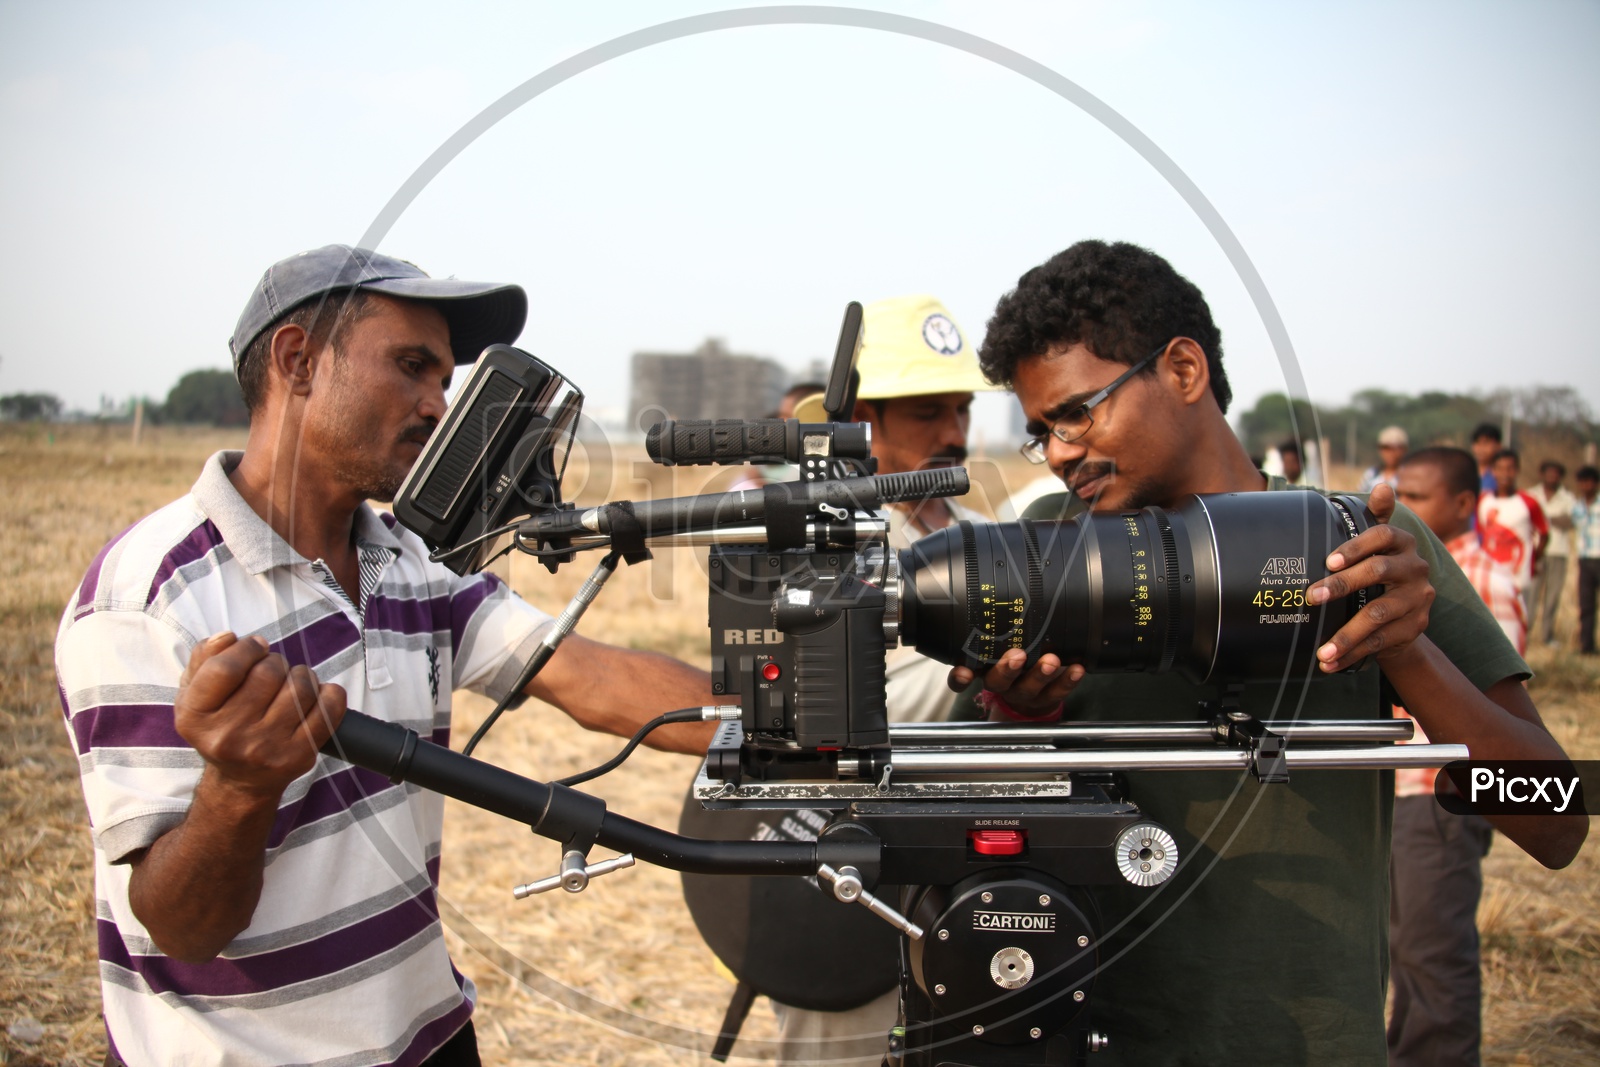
[56,246,714,1067]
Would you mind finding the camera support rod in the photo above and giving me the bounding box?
[884,743,1468,775]
[524,469,969,543]
[888,719,1415,745]
[563,518,890,551]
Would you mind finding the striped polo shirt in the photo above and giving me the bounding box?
[56,450,552,1067]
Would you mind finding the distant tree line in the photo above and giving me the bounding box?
[1236,386,1596,470]
[160,369,249,426]
[7,371,1598,464]
[0,393,64,421]
[0,369,247,427]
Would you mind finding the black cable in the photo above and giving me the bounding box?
[460,548,623,758]
[462,643,558,757]
[475,534,593,572]
[554,708,706,787]
[429,523,610,568]
[428,520,522,565]
[461,681,523,758]
[513,532,610,557]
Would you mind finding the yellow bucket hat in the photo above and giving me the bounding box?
[794,295,999,420]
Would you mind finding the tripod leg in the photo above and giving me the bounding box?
[710,980,758,1062]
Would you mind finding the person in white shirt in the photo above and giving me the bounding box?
[1477,448,1549,603]
[1527,459,1577,646]
[1358,424,1409,492]
[1574,465,1600,655]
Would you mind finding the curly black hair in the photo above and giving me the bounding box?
[979,240,1232,413]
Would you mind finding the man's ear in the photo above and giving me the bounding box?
[1163,338,1212,407]
[268,323,316,398]
[1452,490,1477,525]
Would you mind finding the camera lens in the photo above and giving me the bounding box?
[898,493,1375,684]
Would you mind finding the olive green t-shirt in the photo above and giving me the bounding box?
[1020,482,1528,1066]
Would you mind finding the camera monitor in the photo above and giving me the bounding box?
[393,345,582,575]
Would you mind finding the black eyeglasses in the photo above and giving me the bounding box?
[1019,344,1167,464]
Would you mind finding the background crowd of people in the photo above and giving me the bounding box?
[1272,420,1597,656]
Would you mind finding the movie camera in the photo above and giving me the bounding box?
[325,304,1467,1065]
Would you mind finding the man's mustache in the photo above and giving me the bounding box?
[924,448,968,467]
[1066,460,1116,496]
[399,423,436,447]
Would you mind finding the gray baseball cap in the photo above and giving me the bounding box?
[229,244,528,370]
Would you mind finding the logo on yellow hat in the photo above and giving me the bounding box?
[921,313,963,356]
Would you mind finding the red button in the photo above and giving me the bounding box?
[761,662,781,681]
[969,829,1026,856]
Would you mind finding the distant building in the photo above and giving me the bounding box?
[628,338,788,432]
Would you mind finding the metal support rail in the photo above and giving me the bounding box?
[887,743,1467,775]
[565,518,890,551]
[889,719,1415,745]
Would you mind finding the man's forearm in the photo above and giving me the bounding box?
[128,771,281,962]
[1384,636,1587,868]
[529,634,717,754]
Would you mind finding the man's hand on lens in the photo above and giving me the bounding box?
[948,649,1086,718]
[174,632,348,798]
[1307,483,1436,672]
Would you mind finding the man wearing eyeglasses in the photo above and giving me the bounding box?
[948,240,1583,1065]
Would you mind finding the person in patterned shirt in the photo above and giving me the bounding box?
[1390,446,1525,1067]
[57,246,717,1067]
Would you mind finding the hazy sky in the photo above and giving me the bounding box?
[2,1,1597,441]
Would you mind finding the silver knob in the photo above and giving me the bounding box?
[560,850,588,892]
[990,947,1034,989]
[817,864,925,940]
[514,852,636,898]
[1115,823,1179,887]
[829,865,864,902]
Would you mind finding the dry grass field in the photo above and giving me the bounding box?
[1,424,1595,1065]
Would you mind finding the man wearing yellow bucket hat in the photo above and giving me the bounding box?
[774,295,1000,1063]
[795,293,1000,727]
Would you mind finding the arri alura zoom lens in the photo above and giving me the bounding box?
[898,492,1377,684]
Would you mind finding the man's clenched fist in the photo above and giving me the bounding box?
[174,632,347,798]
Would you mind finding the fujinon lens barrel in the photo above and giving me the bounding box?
[898,492,1376,684]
